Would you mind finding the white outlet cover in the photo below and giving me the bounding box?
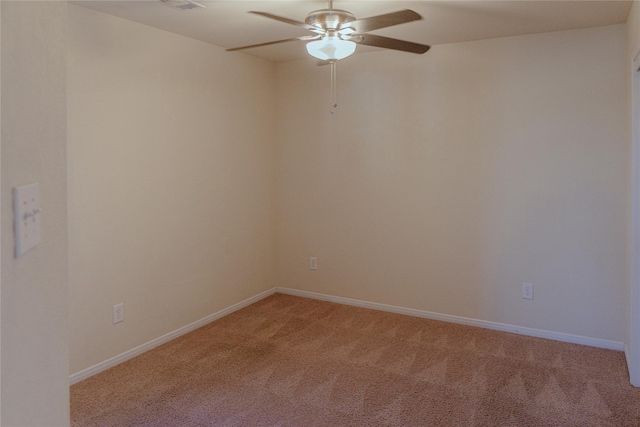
[14,183,41,257]
[113,303,124,324]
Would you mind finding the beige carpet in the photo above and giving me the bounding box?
[71,293,640,426]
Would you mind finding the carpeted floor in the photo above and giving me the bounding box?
[71,293,640,426]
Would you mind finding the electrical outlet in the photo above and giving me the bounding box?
[113,303,124,324]
[522,283,534,300]
[310,257,317,270]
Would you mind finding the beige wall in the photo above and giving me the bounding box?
[276,24,628,343]
[627,0,640,386]
[67,5,276,374]
[1,1,69,425]
[629,2,640,63]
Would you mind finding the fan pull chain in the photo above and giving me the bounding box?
[330,60,337,115]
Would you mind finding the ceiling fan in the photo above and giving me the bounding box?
[227,1,430,113]
[226,1,430,61]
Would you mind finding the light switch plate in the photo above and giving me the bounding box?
[14,183,41,257]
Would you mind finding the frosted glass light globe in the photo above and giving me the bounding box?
[306,35,356,61]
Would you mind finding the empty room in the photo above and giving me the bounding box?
[2,0,640,425]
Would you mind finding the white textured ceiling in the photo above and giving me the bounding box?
[73,1,632,62]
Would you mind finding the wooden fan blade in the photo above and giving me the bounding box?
[226,35,319,52]
[249,11,321,33]
[345,10,422,33]
[354,33,430,54]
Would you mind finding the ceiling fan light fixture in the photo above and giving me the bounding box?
[306,35,356,61]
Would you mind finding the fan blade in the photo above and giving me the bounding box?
[345,10,422,33]
[354,33,430,54]
[249,11,322,33]
[226,35,319,52]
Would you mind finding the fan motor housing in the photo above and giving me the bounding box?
[306,9,356,30]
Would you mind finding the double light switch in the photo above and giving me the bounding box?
[14,183,42,257]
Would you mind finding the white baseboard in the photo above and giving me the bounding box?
[69,288,277,385]
[276,287,626,352]
[71,286,627,385]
